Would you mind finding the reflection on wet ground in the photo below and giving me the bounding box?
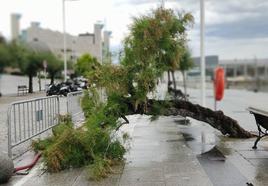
[176,116,268,186]
[177,118,217,155]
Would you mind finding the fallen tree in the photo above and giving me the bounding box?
[121,98,253,138]
[33,6,253,180]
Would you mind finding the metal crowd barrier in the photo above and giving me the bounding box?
[67,91,85,126]
[7,96,60,158]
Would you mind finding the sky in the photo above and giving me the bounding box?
[0,0,267,60]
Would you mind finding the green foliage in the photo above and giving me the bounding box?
[120,7,194,110]
[41,52,63,83]
[179,49,194,72]
[106,140,126,160]
[81,88,102,118]
[33,88,128,179]
[87,156,111,180]
[0,43,11,72]
[8,41,29,70]
[0,39,63,85]
[75,54,99,76]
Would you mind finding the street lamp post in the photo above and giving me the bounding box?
[200,0,206,106]
[62,0,67,81]
[62,0,79,81]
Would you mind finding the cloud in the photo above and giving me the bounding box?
[114,0,173,6]
[206,16,268,39]
[187,0,268,39]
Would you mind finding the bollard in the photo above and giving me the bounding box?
[0,153,14,183]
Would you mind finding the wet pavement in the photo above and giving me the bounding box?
[2,83,268,185]
[179,86,268,186]
[119,116,212,186]
[4,115,213,186]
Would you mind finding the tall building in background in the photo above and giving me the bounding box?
[11,13,21,41]
[103,31,112,63]
[94,23,104,63]
[12,14,111,64]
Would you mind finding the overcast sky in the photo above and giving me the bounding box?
[0,0,267,60]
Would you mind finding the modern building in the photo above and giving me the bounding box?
[11,13,21,41]
[103,31,112,64]
[11,14,111,64]
[219,58,268,80]
[189,55,219,78]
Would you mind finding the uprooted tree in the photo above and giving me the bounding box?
[87,7,253,138]
[33,6,253,180]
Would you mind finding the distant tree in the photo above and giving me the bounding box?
[9,42,44,93]
[8,41,28,70]
[23,52,43,93]
[0,43,11,72]
[75,54,99,76]
[41,52,63,84]
[179,49,194,96]
[0,35,6,44]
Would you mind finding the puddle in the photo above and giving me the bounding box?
[198,146,226,161]
[178,118,251,185]
[182,133,195,141]
[178,119,217,155]
[174,118,190,125]
[166,139,182,143]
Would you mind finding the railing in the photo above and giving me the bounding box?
[7,96,60,158]
[67,91,85,126]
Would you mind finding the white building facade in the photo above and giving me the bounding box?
[11,14,111,63]
[21,22,110,63]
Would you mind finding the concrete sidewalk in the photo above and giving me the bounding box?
[5,115,212,186]
[118,116,212,186]
[3,86,268,185]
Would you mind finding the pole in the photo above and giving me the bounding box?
[44,67,47,91]
[254,56,259,92]
[161,0,165,7]
[200,0,206,106]
[0,74,2,97]
[63,0,67,81]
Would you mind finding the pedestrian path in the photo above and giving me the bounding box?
[5,115,212,186]
[118,116,212,186]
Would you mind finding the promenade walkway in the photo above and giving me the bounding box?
[5,115,212,186]
[2,85,268,185]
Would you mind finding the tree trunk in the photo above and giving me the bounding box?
[167,70,171,90]
[38,72,41,91]
[171,70,177,90]
[50,75,55,85]
[123,98,253,138]
[28,74,33,93]
[182,70,187,96]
